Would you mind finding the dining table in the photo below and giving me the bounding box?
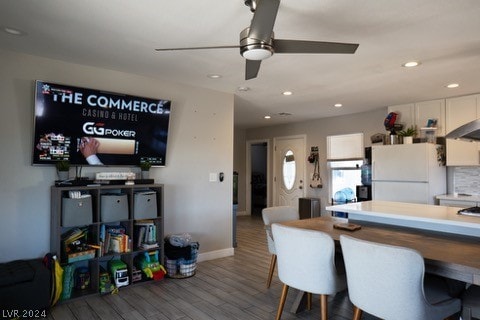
[279,212,480,313]
[281,215,480,285]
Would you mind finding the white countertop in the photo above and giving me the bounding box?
[325,200,480,237]
[436,194,480,202]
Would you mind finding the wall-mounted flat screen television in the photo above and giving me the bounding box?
[33,80,171,166]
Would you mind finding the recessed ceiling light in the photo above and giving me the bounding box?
[207,74,222,79]
[334,103,343,108]
[402,61,420,68]
[264,115,271,119]
[446,83,459,89]
[3,27,26,36]
[282,91,293,96]
[237,86,250,92]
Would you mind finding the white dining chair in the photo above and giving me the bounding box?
[461,284,480,320]
[261,206,299,288]
[271,223,347,320]
[340,235,461,320]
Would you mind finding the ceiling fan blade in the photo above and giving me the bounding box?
[274,39,359,54]
[245,59,262,80]
[155,45,239,52]
[248,0,280,43]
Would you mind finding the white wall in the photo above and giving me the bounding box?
[245,108,387,215]
[0,50,234,263]
[233,128,246,214]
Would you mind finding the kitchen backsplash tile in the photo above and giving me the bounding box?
[454,167,480,195]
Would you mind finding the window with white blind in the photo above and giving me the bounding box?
[326,133,364,161]
[326,133,365,216]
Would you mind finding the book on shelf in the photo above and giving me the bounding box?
[139,242,159,250]
[61,227,90,257]
[100,224,130,255]
[134,219,155,226]
[134,220,157,249]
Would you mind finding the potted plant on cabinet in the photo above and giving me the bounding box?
[140,161,152,179]
[56,160,70,180]
[398,125,417,144]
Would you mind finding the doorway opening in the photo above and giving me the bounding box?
[246,140,270,217]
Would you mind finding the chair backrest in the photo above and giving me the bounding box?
[262,206,299,254]
[271,223,345,295]
[340,235,431,319]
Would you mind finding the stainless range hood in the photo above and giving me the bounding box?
[445,118,480,141]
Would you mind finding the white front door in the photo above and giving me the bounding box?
[274,136,306,209]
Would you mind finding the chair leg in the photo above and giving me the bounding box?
[320,294,328,320]
[275,284,289,320]
[267,254,277,288]
[353,306,363,320]
[307,292,312,310]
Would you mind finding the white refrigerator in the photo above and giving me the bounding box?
[371,143,446,204]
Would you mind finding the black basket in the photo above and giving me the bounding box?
[165,242,199,278]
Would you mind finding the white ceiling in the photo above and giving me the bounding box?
[1,0,480,129]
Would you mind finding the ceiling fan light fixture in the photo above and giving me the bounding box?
[241,46,273,60]
[240,27,274,61]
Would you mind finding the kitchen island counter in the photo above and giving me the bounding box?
[436,194,480,202]
[326,200,480,237]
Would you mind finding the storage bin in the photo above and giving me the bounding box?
[134,191,157,219]
[420,127,437,143]
[165,242,199,279]
[100,194,129,222]
[62,196,93,227]
[165,259,177,277]
[179,262,196,277]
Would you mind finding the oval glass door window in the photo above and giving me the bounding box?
[282,150,296,190]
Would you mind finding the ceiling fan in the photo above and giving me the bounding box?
[155,0,359,80]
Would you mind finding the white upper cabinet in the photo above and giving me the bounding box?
[389,94,480,166]
[388,99,445,136]
[446,94,480,130]
[445,94,480,166]
[415,99,446,136]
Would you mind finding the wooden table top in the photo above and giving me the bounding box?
[280,216,480,285]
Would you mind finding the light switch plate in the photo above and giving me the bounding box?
[209,173,217,182]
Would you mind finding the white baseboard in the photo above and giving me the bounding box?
[197,247,234,263]
[236,210,248,216]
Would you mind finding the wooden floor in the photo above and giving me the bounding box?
[47,215,378,320]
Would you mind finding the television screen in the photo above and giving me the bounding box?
[33,80,171,166]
